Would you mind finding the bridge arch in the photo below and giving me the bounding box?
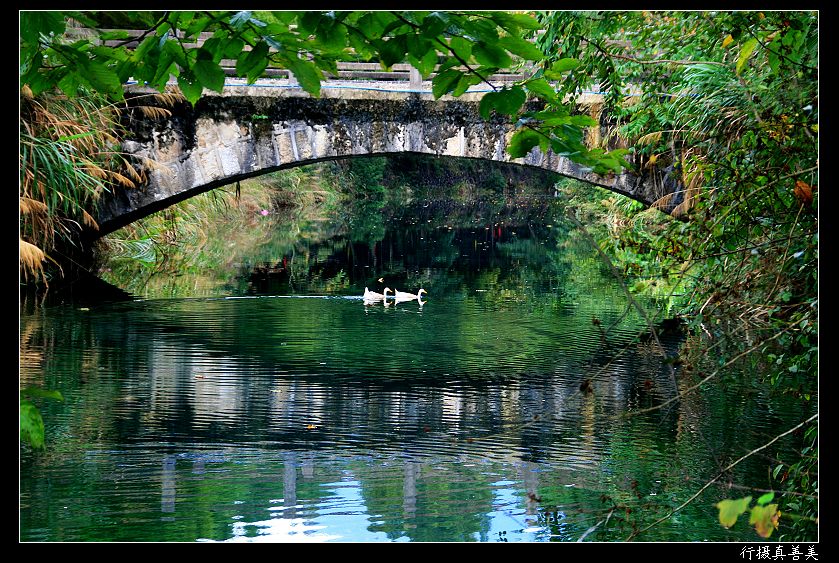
[96,84,681,236]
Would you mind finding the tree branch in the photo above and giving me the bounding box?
[626,413,818,540]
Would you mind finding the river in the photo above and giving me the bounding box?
[19,181,802,542]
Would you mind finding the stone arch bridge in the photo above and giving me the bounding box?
[95,80,682,237]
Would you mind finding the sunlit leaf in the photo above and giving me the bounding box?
[757,492,775,505]
[545,58,580,78]
[498,35,544,61]
[99,30,131,41]
[20,399,45,449]
[569,114,599,127]
[716,496,752,528]
[415,48,438,77]
[736,38,758,75]
[524,78,557,101]
[722,34,734,48]
[82,59,125,100]
[223,38,245,60]
[486,11,541,31]
[452,73,482,97]
[749,504,779,538]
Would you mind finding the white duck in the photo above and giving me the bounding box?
[363,287,392,301]
[393,288,427,301]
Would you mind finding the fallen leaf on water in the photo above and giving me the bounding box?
[306,424,318,430]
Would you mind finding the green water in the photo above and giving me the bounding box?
[20,189,802,542]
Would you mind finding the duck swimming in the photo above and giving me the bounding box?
[393,288,427,300]
[363,287,392,301]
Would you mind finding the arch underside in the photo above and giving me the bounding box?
[96,95,677,236]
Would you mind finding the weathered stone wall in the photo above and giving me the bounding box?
[95,85,679,236]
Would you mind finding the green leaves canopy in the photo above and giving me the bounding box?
[20,10,628,174]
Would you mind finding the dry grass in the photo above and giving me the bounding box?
[19,87,181,282]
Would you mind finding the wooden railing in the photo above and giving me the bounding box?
[68,28,530,87]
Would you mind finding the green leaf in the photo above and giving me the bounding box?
[57,71,81,98]
[452,73,482,97]
[479,86,526,119]
[757,492,775,505]
[716,496,752,528]
[348,29,375,60]
[20,400,45,449]
[356,13,380,40]
[569,114,599,127]
[193,59,226,92]
[432,68,463,99]
[314,57,339,77]
[415,48,438,77]
[132,34,158,64]
[449,36,472,61]
[298,12,323,36]
[498,35,544,61]
[223,38,246,60]
[21,11,66,45]
[20,387,64,401]
[185,15,213,38]
[486,11,541,31]
[421,12,450,38]
[406,34,433,60]
[525,78,557,101]
[287,57,322,97]
[545,58,581,78]
[99,30,131,41]
[163,39,191,69]
[237,42,269,82]
[200,38,225,63]
[507,127,543,159]
[319,20,348,52]
[177,71,204,105]
[150,55,176,90]
[83,59,125,99]
[736,38,758,75]
[473,41,512,69]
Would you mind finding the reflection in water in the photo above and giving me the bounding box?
[20,190,802,543]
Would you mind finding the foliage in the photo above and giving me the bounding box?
[20,10,817,540]
[539,10,817,540]
[19,85,149,283]
[20,10,628,175]
[716,492,779,538]
[20,387,63,449]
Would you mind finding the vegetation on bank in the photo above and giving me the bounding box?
[20,10,816,541]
